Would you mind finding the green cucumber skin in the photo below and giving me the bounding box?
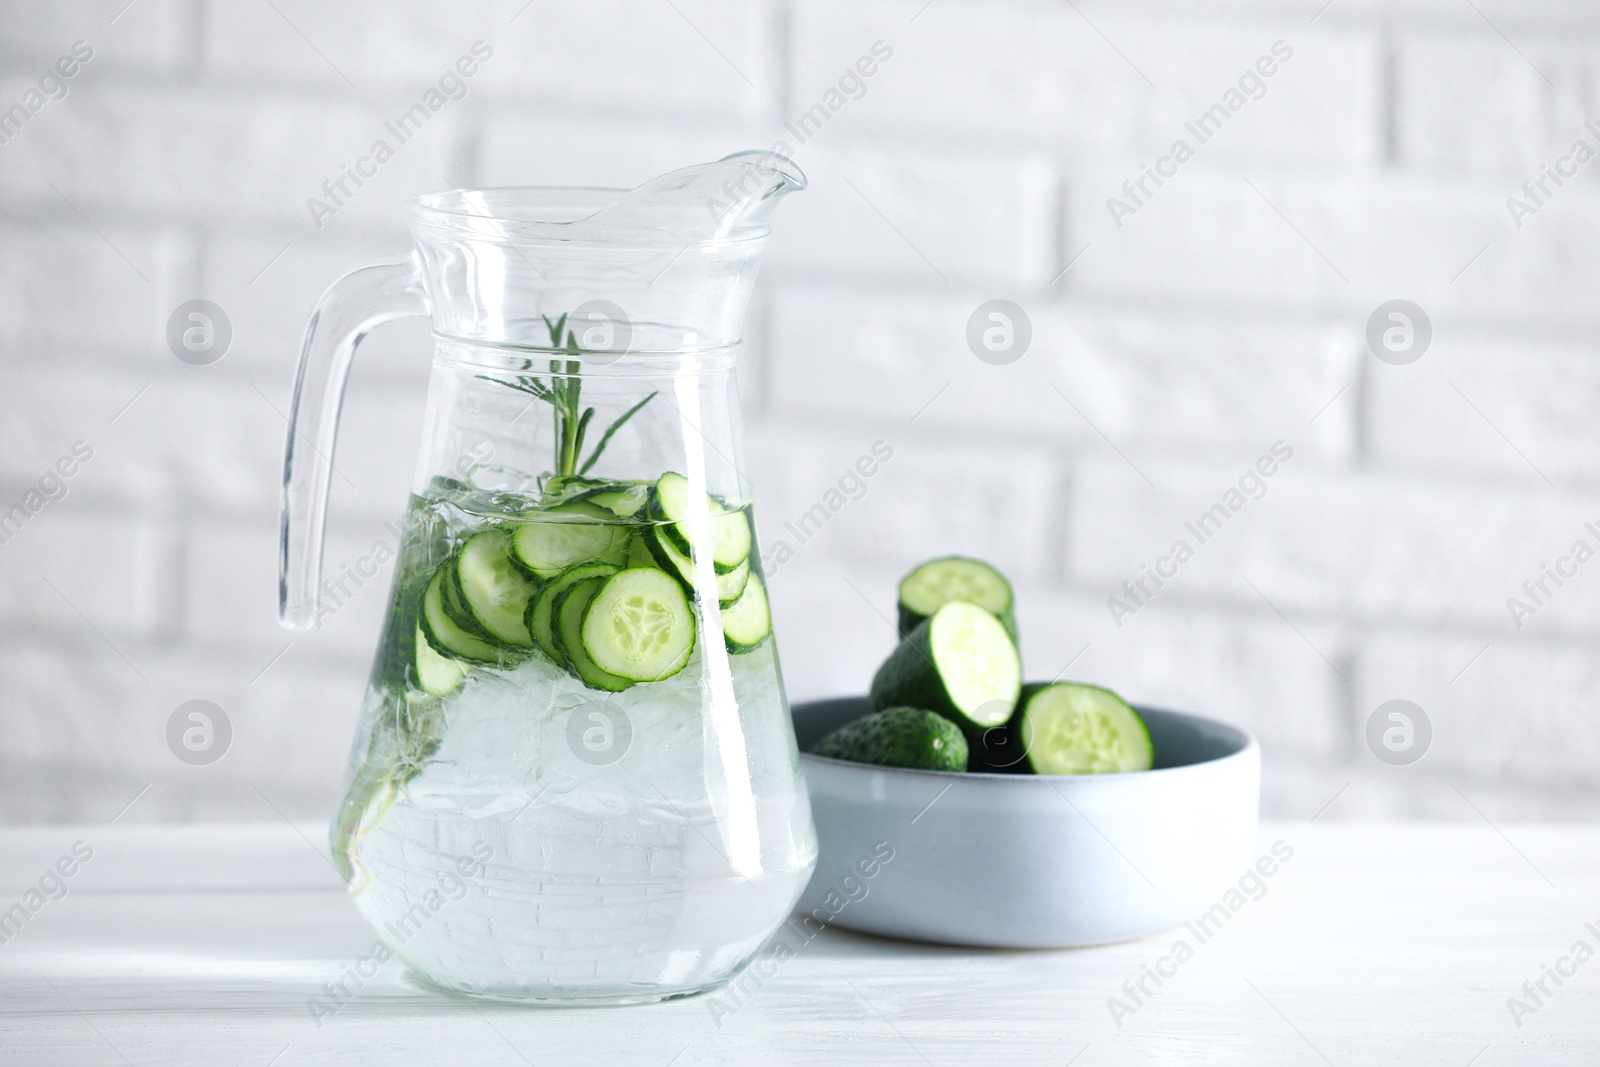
[526,562,620,666]
[811,707,969,772]
[647,478,750,575]
[898,601,1017,644]
[441,559,497,642]
[550,577,633,693]
[419,570,501,665]
[868,613,1019,744]
[868,619,968,726]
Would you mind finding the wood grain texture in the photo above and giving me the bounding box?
[0,822,1595,1065]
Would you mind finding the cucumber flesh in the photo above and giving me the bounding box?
[455,529,537,647]
[811,707,968,772]
[511,503,630,578]
[869,600,1020,735]
[643,523,749,604]
[527,561,621,666]
[414,623,469,696]
[1021,682,1153,775]
[580,567,696,683]
[651,472,751,573]
[897,556,1016,640]
[420,567,501,664]
[721,573,771,653]
[553,577,634,692]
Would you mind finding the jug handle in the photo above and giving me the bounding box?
[278,254,427,632]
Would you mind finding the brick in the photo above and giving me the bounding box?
[478,111,750,189]
[767,141,1056,287]
[1019,588,1347,761]
[789,0,1138,146]
[0,508,179,641]
[0,0,190,74]
[764,285,1359,461]
[1066,456,1600,632]
[181,515,403,665]
[791,2,1377,167]
[1394,35,1550,175]
[1356,628,1600,788]
[0,224,190,349]
[1368,329,1600,486]
[485,0,777,118]
[202,0,506,91]
[0,360,423,520]
[207,0,776,118]
[1066,167,1600,327]
[1131,23,1380,169]
[745,416,1056,583]
[764,560,900,705]
[199,230,408,371]
[0,86,458,232]
[0,640,359,823]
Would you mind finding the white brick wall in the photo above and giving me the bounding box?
[0,0,1595,824]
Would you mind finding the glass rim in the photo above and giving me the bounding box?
[407,186,772,249]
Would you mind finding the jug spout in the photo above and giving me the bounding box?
[596,150,807,243]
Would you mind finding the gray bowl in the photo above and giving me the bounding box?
[792,697,1260,948]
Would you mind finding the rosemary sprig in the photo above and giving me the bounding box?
[477,313,657,485]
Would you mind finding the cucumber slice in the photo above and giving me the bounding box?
[440,559,495,641]
[543,474,611,503]
[455,529,537,647]
[650,472,751,573]
[643,523,750,604]
[526,561,621,666]
[414,623,469,696]
[1021,682,1153,775]
[580,567,696,683]
[583,482,651,518]
[510,502,630,578]
[420,567,501,664]
[811,707,969,772]
[869,601,1020,737]
[552,576,634,692]
[721,572,771,653]
[897,556,1017,641]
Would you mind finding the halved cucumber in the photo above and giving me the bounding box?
[455,529,537,647]
[580,567,696,683]
[869,600,1020,738]
[642,523,750,605]
[897,556,1017,641]
[510,502,631,579]
[1019,682,1152,775]
[414,623,469,696]
[721,573,771,653]
[650,472,750,574]
[420,567,501,665]
[552,576,634,692]
[526,561,621,666]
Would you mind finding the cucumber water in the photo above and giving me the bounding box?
[332,477,807,997]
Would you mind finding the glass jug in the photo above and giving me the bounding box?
[278,151,817,1004]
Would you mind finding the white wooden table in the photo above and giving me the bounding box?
[1,822,1595,1065]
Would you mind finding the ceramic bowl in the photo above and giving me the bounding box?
[791,696,1260,948]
